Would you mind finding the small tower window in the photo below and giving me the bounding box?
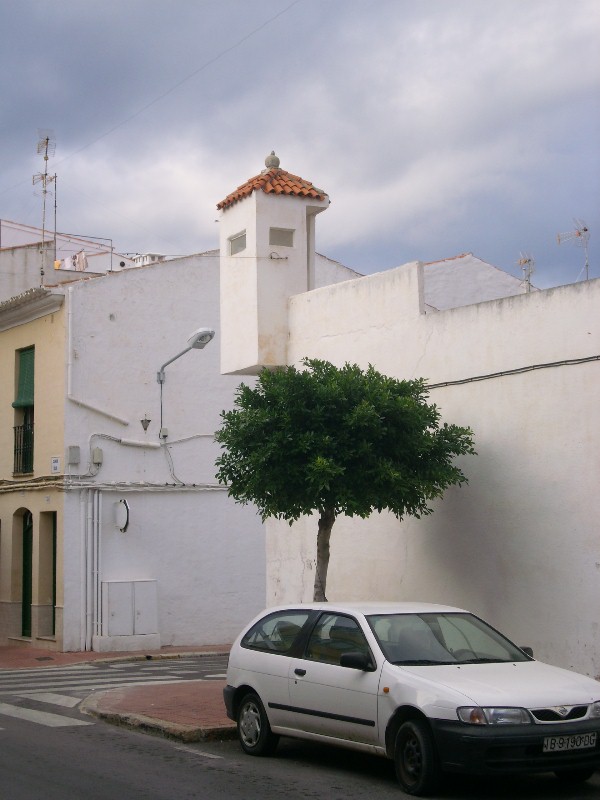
[269,227,294,247]
[229,231,246,255]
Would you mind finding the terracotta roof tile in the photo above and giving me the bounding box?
[217,163,327,210]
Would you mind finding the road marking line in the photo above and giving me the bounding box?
[18,692,81,708]
[0,675,193,694]
[0,702,92,727]
[174,745,224,759]
[0,665,98,676]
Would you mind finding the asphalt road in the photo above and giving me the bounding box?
[0,655,597,799]
[1,709,599,800]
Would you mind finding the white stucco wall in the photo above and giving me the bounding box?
[266,264,600,677]
[62,255,239,477]
[314,253,362,287]
[59,255,266,650]
[423,253,530,310]
[0,244,49,301]
[62,487,265,650]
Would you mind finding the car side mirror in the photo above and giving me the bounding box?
[339,652,375,671]
[520,646,534,658]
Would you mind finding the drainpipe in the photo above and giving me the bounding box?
[82,488,103,650]
[85,490,94,651]
[67,286,129,426]
[92,490,102,643]
[79,491,87,651]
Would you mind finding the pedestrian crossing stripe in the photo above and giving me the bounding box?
[18,692,81,708]
[0,674,196,694]
[0,702,93,727]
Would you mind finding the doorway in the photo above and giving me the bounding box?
[21,511,33,637]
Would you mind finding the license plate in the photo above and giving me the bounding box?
[543,732,597,753]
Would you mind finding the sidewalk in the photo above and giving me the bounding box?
[0,643,237,743]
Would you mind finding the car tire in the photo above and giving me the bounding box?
[554,767,595,784]
[237,692,279,756]
[394,719,440,797]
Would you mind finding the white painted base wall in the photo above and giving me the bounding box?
[92,634,161,652]
[63,488,265,652]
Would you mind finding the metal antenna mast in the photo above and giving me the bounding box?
[557,219,591,281]
[33,129,56,285]
[516,253,535,293]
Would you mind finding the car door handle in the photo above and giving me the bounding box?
[294,668,306,677]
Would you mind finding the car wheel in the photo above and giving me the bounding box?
[237,692,279,756]
[554,768,595,784]
[394,719,440,797]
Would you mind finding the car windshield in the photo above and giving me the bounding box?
[366,612,531,665]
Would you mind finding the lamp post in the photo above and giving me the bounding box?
[157,327,215,438]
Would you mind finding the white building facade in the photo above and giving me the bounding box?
[218,155,599,678]
[0,254,267,651]
[1,218,358,652]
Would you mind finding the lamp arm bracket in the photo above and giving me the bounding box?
[157,346,192,383]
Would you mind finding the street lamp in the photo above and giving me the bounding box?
[156,327,215,438]
[157,327,215,384]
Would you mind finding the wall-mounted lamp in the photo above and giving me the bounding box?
[114,499,130,532]
[156,327,215,384]
[140,414,151,432]
[156,327,215,438]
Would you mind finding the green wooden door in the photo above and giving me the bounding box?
[52,513,57,636]
[22,512,33,637]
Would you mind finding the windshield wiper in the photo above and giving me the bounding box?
[392,659,451,666]
[456,657,510,664]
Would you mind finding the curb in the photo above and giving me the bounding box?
[88,650,230,666]
[80,692,237,743]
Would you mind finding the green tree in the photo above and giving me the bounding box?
[215,359,475,601]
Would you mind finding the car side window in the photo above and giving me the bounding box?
[241,611,309,654]
[305,613,371,666]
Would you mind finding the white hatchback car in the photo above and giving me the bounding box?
[224,602,600,796]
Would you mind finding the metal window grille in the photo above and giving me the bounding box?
[14,422,34,473]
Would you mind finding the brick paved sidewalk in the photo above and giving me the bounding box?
[82,679,236,742]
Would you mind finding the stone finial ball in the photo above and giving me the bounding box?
[265,151,280,169]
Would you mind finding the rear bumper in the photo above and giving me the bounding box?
[430,718,600,775]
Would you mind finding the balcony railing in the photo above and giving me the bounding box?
[14,423,34,474]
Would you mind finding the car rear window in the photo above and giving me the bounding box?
[241,610,310,654]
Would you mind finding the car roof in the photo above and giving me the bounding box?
[262,601,468,616]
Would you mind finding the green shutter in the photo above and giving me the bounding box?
[12,348,35,408]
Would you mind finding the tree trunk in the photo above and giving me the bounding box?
[313,508,335,602]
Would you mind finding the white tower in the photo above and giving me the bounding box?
[218,152,329,374]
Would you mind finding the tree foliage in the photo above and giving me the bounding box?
[215,359,475,600]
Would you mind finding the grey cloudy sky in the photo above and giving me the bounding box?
[1,0,598,288]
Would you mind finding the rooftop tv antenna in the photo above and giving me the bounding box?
[557,219,590,281]
[516,252,535,293]
[32,129,56,285]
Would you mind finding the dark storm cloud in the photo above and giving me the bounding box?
[1,0,598,287]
